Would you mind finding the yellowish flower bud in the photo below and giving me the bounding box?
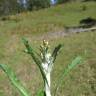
[43,40,49,47]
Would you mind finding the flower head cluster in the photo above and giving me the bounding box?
[40,40,50,62]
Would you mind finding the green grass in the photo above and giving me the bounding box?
[0,31,96,96]
[0,1,96,36]
[0,1,96,96]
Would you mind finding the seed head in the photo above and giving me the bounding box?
[43,40,49,47]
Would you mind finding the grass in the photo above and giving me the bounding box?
[0,1,96,36]
[0,1,96,96]
[0,31,96,96]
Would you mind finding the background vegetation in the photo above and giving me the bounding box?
[0,0,96,16]
[0,0,96,96]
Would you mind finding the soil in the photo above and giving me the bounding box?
[31,26,96,40]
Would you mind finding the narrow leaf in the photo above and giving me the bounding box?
[0,64,30,96]
[54,56,82,96]
[36,89,45,96]
[52,44,62,63]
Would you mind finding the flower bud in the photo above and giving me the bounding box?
[43,40,49,47]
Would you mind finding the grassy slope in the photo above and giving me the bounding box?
[0,1,96,96]
[0,1,96,36]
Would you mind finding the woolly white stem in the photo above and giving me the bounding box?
[42,53,53,96]
[42,63,51,96]
[45,72,51,96]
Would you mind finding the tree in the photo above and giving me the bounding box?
[0,0,29,16]
[0,0,21,16]
[27,0,50,11]
[57,0,71,4]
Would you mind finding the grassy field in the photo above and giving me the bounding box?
[0,1,96,96]
[0,1,96,36]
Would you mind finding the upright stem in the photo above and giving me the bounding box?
[40,40,53,96]
[42,62,52,96]
[45,72,51,96]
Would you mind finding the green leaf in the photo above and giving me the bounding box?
[36,89,45,96]
[0,64,30,96]
[54,56,82,96]
[52,44,62,63]
[22,38,49,86]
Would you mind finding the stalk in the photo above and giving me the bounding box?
[44,72,51,96]
[39,40,62,96]
[42,53,52,96]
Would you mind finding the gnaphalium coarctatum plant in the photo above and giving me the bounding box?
[23,38,62,96]
[40,40,62,96]
[0,38,82,96]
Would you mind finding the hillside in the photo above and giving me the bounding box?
[0,1,96,96]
